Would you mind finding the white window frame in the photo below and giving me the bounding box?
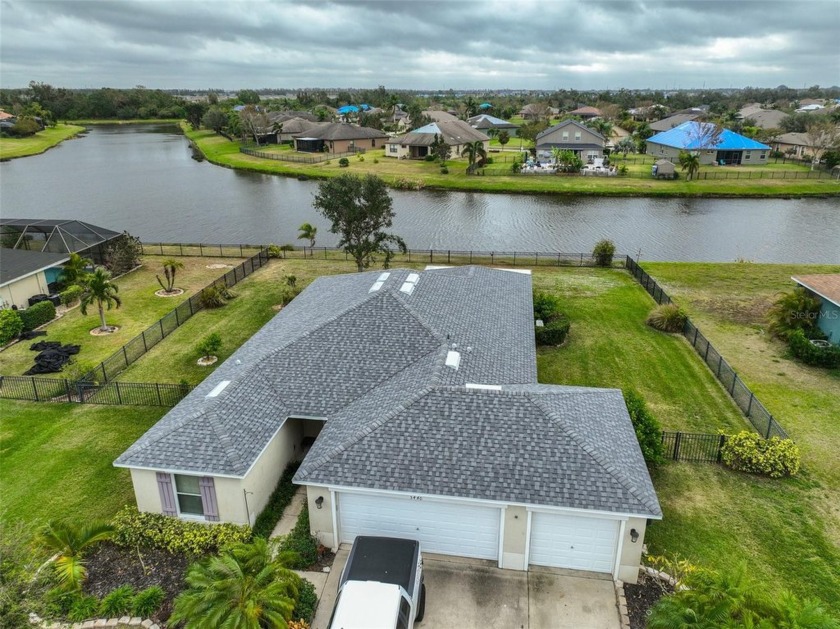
[562,131,569,141]
[760,151,767,160]
[173,473,205,520]
[575,132,581,141]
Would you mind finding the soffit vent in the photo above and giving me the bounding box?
[206,380,231,398]
[445,350,461,370]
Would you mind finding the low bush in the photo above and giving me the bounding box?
[646,304,687,333]
[592,239,616,267]
[424,154,436,162]
[440,166,449,174]
[67,594,100,622]
[197,332,222,359]
[535,316,570,346]
[60,285,83,306]
[624,391,665,465]
[338,157,349,167]
[20,300,56,331]
[788,329,840,368]
[276,506,319,569]
[293,578,317,623]
[720,431,801,478]
[0,309,24,345]
[112,506,252,555]
[199,284,236,309]
[767,287,822,339]
[131,585,165,618]
[266,243,284,258]
[357,155,364,162]
[253,462,301,539]
[99,585,135,617]
[533,291,562,322]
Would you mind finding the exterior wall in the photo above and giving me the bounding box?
[500,505,528,570]
[617,517,647,584]
[739,149,769,165]
[538,123,604,150]
[773,140,807,158]
[326,137,385,154]
[130,468,165,515]
[305,485,336,548]
[646,143,718,165]
[384,142,409,158]
[817,299,840,344]
[0,272,50,309]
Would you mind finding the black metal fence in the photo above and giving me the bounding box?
[661,431,727,463]
[81,249,270,384]
[139,242,266,258]
[475,166,834,180]
[0,376,190,407]
[240,146,360,163]
[626,256,788,440]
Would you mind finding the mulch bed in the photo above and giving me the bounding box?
[625,573,674,629]
[85,542,189,623]
[304,547,336,572]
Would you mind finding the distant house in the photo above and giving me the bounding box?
[467,114,519,137]
[772,128,840,161]
[274,118,325,143]
[423,110,459,123]
[519,104,556,120]
[791,275,840,345]
[535,120,606,163]
[648,113,702,133]
[0,219,120,309]
[646,122,770,166]
[384,120,489,159]
[568,106,602,120]
[739,109,788,130]
[608,126,632,149]
[293,123,388,154]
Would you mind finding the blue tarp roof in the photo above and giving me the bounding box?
[337,105,360,114]
[648,122,770,150]
[413,122,442,134]
[479,103,492,109]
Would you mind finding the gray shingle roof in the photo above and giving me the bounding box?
[115,265,660,518]
[292,122,387,141]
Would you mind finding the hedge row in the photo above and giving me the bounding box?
[252,461,301,539]
[20,300,56,331]
[788,329,840,368]
[0,309,24,345]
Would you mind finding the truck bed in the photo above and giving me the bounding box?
[343,536,420,594]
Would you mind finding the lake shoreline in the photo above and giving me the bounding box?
[0,124,86,161]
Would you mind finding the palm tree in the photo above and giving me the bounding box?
[170,538,299,629]
[60,252,92,286]
[463,96,478,118]
[37,520,114,591]
[771,590,839,629]
[588,118,613,142]
[461,141,487,173]
[80,267,122,332]
[156,257,184,293]
[679,150,701,181]
[297,222,317,257]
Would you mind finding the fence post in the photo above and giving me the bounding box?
[101,363,108,383]
[65,379,72,402]
[746,392,754,416]
[717,435,726,463]
[673,432,682,461]
[766,417,773,439]
[448,250,451,264]
[175,308,180,326]
[693,326,698,346]
[199,243,203,256]
[159,243,164,255]
[730,373,737,395]
[115,381,122,405]
[703,341,710,363]
[717,355,723,377]
[123,346,129,367]
[32,378,39,402]
[220,244,223,257]
[156,382,162,406]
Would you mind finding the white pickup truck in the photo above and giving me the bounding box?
[327,536,426,629]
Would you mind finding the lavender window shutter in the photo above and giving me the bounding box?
[199,477,220,522]
[156,472,177,516]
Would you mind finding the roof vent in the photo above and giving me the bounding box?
[406,272,420,284]
[369,280,385,293]
[400,281,415,295]
[378,272,391,281]
[206,380,231,398]
[445,350,461,370]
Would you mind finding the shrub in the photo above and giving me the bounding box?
[624,391,665,465]
[788,328,840,368]
[511,162,522,174]
[338,157,349,167]
[767,287,822,339]
[99,585,135,617]
[104,231,142,275]
[0,309,24,345]
[60,285,83,306]
[276,506,319,569]
[372,158,379,164]
[592,239,616,267]
[440,166,449,174]
[646,304,687,333]
[197,332,222,358]
[253,462,301,539]
[67,594,100,622]
[266,243,284,258]
[112,506,251,555]
[721,431,801,478]
[199,284,235,309]
[131,586,165,618]
[293,578,317,623]
[357,155,364,162]
[485,157,494,164]
[424,154,436,162]
[618,164,629,176]
[535,316,570,346]
[288,621,311,629]
[533,291,562,323]
[19,300,56,331]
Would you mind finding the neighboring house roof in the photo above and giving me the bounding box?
[0,218,121,254]
[743,109,788,130]
[774,132,810,147]
[0,110,15,121]
[116,266,661,519]
[569,106,602,117]
[467,114,519,130]
[292,122,387,141]
[268,111,320,123]
[389,120,489,147]
[649,113,701,132]
[423,110,459,123]
[0,248,69,287]
[535,120,606,150]
[277,117,323,134]
[792,274,840,308]
[647,122,770,151]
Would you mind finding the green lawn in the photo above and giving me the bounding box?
[0,256,231,376]
[0,400,165,527]
[0,124,85,160]
[186,125,839,197]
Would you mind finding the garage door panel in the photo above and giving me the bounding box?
[338,493,500,560]
[529,512,619,573]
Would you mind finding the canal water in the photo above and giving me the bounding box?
[1,124,837,263]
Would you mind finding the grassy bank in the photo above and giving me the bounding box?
[67,118,182,125]
[0,124,85,160]
[185,124,839,197]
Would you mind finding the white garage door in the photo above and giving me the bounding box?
[338,492,501,560]
[529,512,619,573]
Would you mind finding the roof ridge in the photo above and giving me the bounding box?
[527,392,659,514]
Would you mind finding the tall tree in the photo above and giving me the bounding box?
[239,105,270,144]
[463,96,478,118]
[297,222,318,253]
[430,134,451,164]
[587,118,613,141]
[184,101,207,130]
[497,130,510,147]
[202,107,227,134]
[60,252,92,286]
[156,258,184,293]
[37,521,114,591]
[80,267,122,332]
[679,150,701,181]
[170,538,298,629]
[461,140,487,172]
[312,174,407,272]
[804,119,839,170]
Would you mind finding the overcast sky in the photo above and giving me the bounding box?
[1,0,838,91]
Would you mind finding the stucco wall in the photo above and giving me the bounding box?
[305,485,336,548]
[0,272,50,309]
[501,505,527,570]
[130,468,164,515]
[327,137,385,154]
[617,517,647,584]
[817,298,840,344]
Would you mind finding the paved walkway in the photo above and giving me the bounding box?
[269,485,307,539]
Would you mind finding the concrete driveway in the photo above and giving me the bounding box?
[311,548,620,629]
